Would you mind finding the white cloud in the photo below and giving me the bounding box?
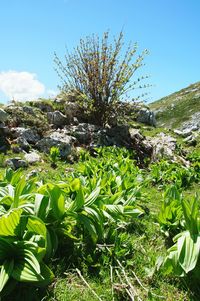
[0,71,45,101]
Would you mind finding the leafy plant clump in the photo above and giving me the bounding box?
[54,31,149,126]
[50,146,60,168]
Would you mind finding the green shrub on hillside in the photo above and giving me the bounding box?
[54,31,149,126]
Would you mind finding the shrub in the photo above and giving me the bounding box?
[54,31,149,126]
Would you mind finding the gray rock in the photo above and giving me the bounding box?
[5,158,28,169]
[0,108,9,123]
[129,128,144,141]
[47,110,69,127]
[24,152,41,164]
[183,135,197,146]
[150,133,177,161]
[22,106,36,115]
[0,124,9,135]
[181,112,200,132]
[64,102,83,123]
[68,123,99,144]
[15,137,31,152]
[36,130,75,158]
[137,107,156,127]
[11,127,40,144]
[173,129,183,136]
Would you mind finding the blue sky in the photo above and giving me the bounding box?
[0,0,199,103]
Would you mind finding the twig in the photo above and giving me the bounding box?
[115,269,134,301]
[131,271,165,299]
[110,265,115,301]
[116,260,142,301]
[76,268,103,301]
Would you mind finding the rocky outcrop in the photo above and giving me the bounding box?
[150,133,189,166]
[151,133,176,161]
[0,110,10,153]
[181,112,200,132]
[14,137,31,152]
[11,127,40,144]
[47,110,69,127]
[35,130,75,158]
[137,107,156,127]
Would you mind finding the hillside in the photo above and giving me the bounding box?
[150,81,200,129]
[0,95,200,300]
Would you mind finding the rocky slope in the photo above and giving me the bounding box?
[150,81,200,130]
[0,97,158,168]
[0,91,197,170]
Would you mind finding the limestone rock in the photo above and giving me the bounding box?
[15,137,31,152]
[150,133,177,161]
[11,127,40,144]
[24,152,41,164]
[36,130,75,158]
[137,107,156,127]
[47,110,69,127]
[5,157,28,169]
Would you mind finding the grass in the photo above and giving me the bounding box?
[150,81,200,129]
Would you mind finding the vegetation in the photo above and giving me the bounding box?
[54,31,149,126]
[50,146,60,168]
[150,81,200,129]
[0,147,199,300]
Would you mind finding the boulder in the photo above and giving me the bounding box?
[150,133,177,161]
[24,152,41,164]
[0,108,9,123]
[0,137,10,153]
[36,130,75,158]
[15,137,31,152]
[183,135,197,146]
[47,110,69,127]
[137,107,156,127]
[5,158,28,169]
[11,127,40,144]
[181,112,200,132]
[67,123,99,144]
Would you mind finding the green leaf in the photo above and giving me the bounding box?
[45,228,58,260]
[70,178,81,191]
[0,238,14,260]
[85,186,100,206]
[34,194,50,221]
[0,208,23,237]
[177,231,200,273]
[0,260,14,292]
[13,177,27,208]
[26,215,47,238]
[48,185,65,220]
[78,214,97,242]
[33,262,54,287]
[12,250,43,282]
[124,206,143,217]
[69,184,85,212]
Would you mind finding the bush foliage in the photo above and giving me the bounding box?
[54,31,149,126]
